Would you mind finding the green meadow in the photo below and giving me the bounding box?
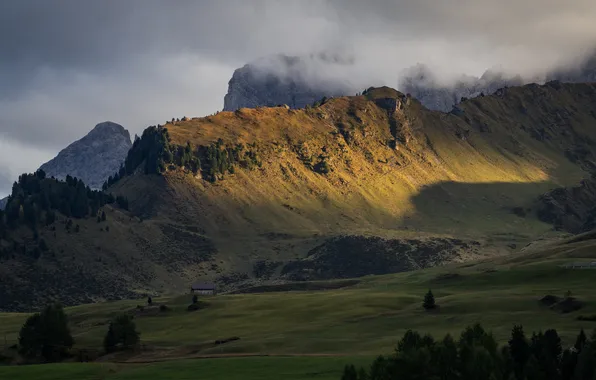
[1,233,595,379]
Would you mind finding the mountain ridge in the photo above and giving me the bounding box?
[2,82,596,311]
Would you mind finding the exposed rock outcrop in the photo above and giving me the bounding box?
[39,121,132,190]
[537,178,596,233]
[281,236,480,281]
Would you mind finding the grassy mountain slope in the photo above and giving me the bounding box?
[2,82,596,311]
[115,83,596,274]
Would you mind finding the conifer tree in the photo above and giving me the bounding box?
[509,325,530,380]
[423,289,436,310]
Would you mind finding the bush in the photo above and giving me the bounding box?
[103,314,140,353]
[18,303,74,362]
[577,315,596,321]
[159,304,170,312]
[187,301,208,312]
[314,158,330,174]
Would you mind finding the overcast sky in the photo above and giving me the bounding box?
[1,0,596,196]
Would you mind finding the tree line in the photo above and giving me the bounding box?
[0,170,129,258]
[341,324,596,380]
[103,125,262,189]
[0,170,124,231]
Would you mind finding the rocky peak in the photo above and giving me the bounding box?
[39,121,132,190]
[88,121,131,140]
[223,54,354,111]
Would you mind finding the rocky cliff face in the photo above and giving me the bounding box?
[39,122,132,189]
[223,54,354,111]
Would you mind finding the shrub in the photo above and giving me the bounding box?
[187,301,208,312]
[314,159,330,174]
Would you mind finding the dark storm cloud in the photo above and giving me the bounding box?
[1,0,596,195]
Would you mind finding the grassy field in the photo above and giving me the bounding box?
[0,357,373,380]
[2,232,596,379]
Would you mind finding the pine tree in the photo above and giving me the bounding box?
[341,365,358,380]
[423,289,436,310]
[509,325,530,380]
[575,329,588,352]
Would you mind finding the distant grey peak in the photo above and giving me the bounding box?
[39,121,132,190]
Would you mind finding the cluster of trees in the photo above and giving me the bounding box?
[103,125,262,187]
[1,171,118,233]
[102,125,172,192]
[0,170,129,259]
[18,304,74,362]
[199,140,261,182]
[341,324,596,380]
[18,303,140,363]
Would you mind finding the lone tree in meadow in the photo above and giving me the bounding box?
[19,303,74,362]
[423,289,436,310]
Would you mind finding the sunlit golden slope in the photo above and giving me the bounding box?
[138,83,595,238]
